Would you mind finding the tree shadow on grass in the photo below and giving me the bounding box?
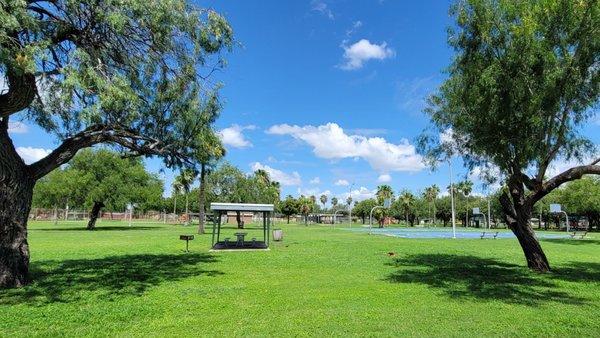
[0,253,222,306]
[384,254,593,306]
[540,238,600,246]
[552,262,600,283]
[33,226,160,231]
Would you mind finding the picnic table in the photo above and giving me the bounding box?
[234,232,247,246]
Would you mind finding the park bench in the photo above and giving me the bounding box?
[480,231,499,239]
[569,231,588,239]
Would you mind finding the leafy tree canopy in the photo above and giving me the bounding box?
[33,149,164,212]
[1,0,233,176]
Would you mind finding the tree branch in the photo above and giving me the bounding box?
[528,159,600,203]
[0,71,37,119]
[28,124,186,180]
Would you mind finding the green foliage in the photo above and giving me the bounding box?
[353,199,378,223]
[32,149,164,212]
[331,197,339,208]
[422,0,599,175]
[279,195,300,221]
[319,194,328,208]
[1,0,233,169]
[32,168,88,209]
[200,162,281,208]
[538,176,600,229]
[376,185,394,204]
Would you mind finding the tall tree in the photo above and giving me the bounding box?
[172,181,183,215]
[376,185,394,204]
[398,190,417,225]
[331,197,339,209]
[420,0,600,271]
[298,195,314,225]
[0,0,232,288]
[32,168,87,223]
[195,129,225,234]
[32,149,164,228]
[174,169,196,224]
[320,194,328,211]
[205,163,281,229]
[280,195,299,224]
[457,180,473,226]
[423,185,440,224]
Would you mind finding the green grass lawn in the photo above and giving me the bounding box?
[1,221,599,337]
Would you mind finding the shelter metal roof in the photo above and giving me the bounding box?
[210,203,274,212]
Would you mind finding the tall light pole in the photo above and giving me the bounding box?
[348,182,354,228]
[487,192,491,229]
[449,160,457,239]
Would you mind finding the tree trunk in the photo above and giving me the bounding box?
[287,215,290,224]
[185,194,189,224]
[510,216,550,272]
[197,164,206,234]
[236,211,243,229]
[500,188,550,272]
[0,126,34,288]
[87,201,105,230]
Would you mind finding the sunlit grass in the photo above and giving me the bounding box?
[1,221,598,337]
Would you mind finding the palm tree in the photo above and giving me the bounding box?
[399,190,416,225]
[331,197,338,209]
[346,196,353,207]
[375,185,393,226]
[174,169,196,224]
[457,180,473,226]
[320,194,328,211]
[172,181,183,215]
[195,129,225,234]
[254,169,270,185]
[376,185,394,204]
[423,184,440,225]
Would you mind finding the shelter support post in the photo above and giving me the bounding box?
[216,211,222,244]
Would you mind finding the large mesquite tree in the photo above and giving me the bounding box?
[420,0,599,271]
[0,0,232,288]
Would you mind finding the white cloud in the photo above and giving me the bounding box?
[377,174,391,183]
[251,162,301,186]
[311,0,334,19]
[16,147,51,164]
[218,124,256,149]
[339,186,376,203]
[334,179,350,186]
[340,39,394,70]
[267,123,425,173]
[8,121,28,134]
[309,177,320,184]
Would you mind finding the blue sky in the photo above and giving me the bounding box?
[7,0,600,205]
